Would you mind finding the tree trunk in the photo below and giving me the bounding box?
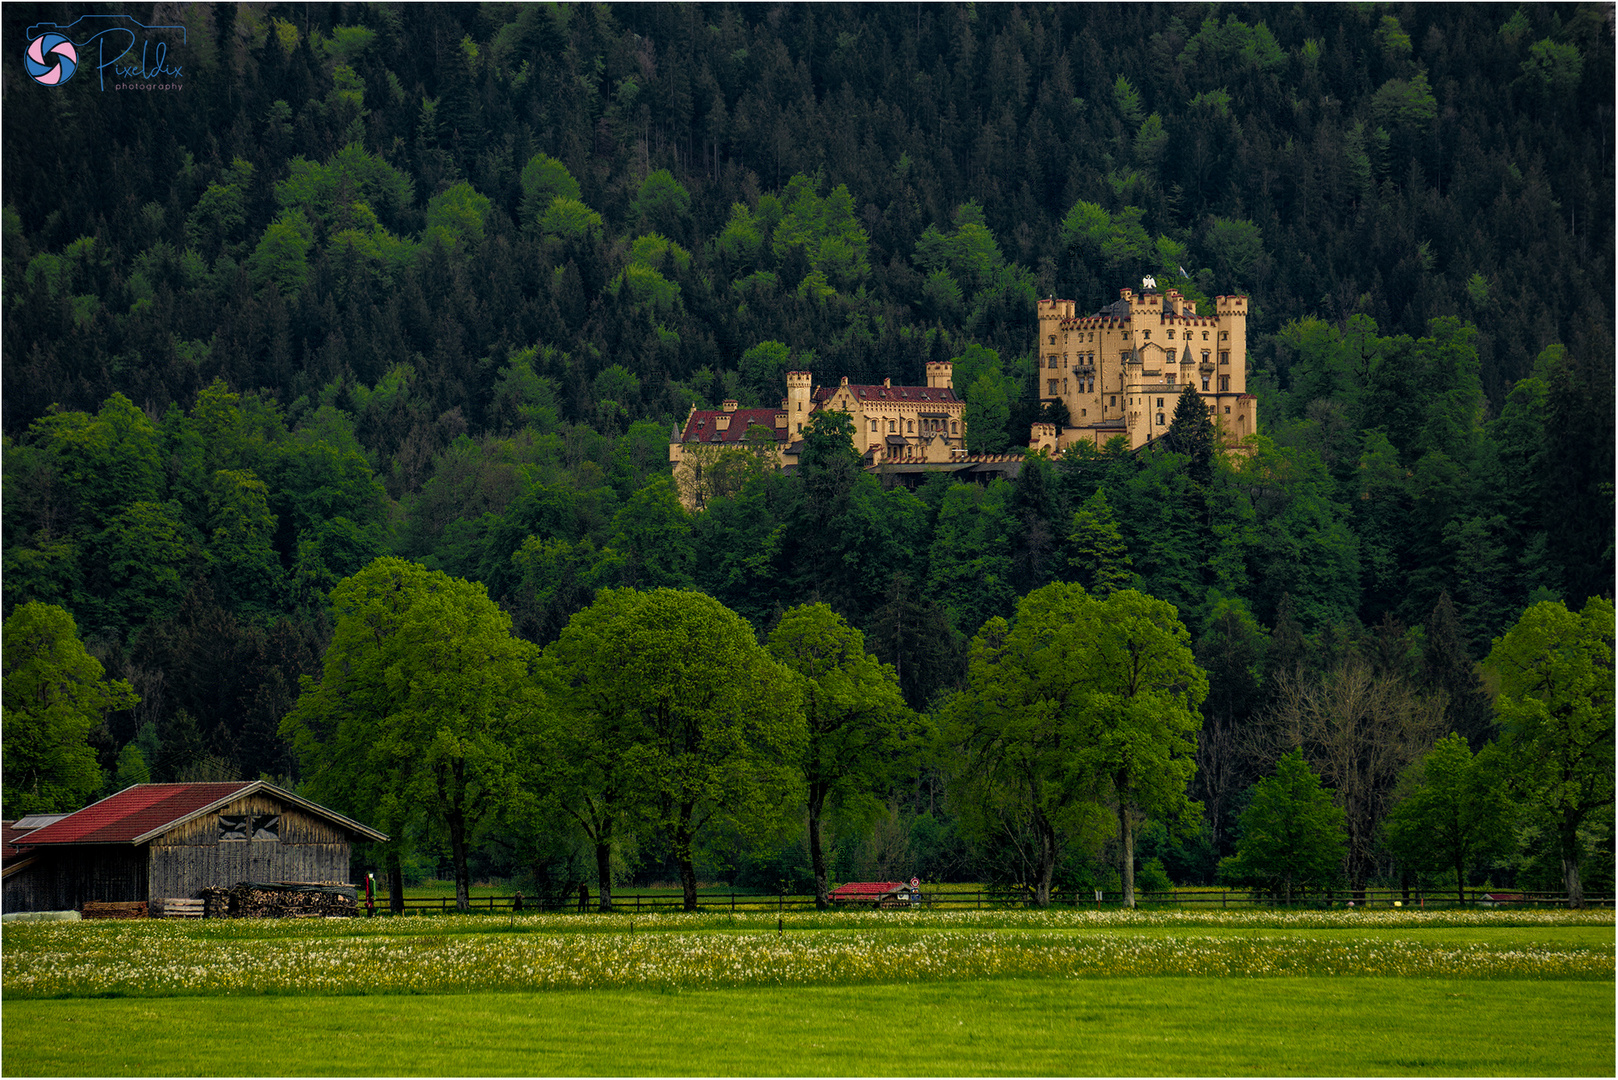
[676,802,699,912]
[1454,860,1465,906]
[1118,799,1136,909]
[595,837,614,913]
[448,808,471,913]
[1035,812,1056,907]
[809,807,829,909]
[1562,823,1584,908]
[387,849,404,915]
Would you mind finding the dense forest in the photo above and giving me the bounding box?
[3,3,1612,900]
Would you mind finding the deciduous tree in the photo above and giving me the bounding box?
[1218,749,1347,899]
[2,602,137,816]
[943,584,1206,906]
[281,558,541,912]
[768,604,913,907]
[1485,598,1614,907]
[1383,733,1511,902]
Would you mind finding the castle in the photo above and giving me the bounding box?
[668,285,1256,508]
[1028,286,1256,454]
[669,362,971,507]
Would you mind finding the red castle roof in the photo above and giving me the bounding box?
[814,384,959,405]
[680,407,788,444]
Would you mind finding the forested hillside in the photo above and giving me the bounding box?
[3,3,1611,896]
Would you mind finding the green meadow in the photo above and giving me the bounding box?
[3,910,1611,1076]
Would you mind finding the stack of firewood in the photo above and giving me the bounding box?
[230,881,357,918]
[81,901,147,919]
[200,886,233,918]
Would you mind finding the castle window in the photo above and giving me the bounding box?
[871,420,878,432]
[1049,335,1056,345]
[1219,376,1229,391]
[1202,331,1209,340]
[1048,380,1059,396]
[1110,396,1116,406]
[1142,330,1150,340]
[1168,330,1175,339]
[1203,351,1211,364]
[1220,352,1230,365]
[1157,413,1165,425]
[1048,355,1058,368]
[951,422,958,434]
[798,423,804,432]
[1064,379,1069,393]
[1081,409,1087,417]
[1202,377,1210,390]
[1220,331,1229,340]
[907,420,914,433]
[1157,398,1164,408]
[1224,406,1231,414]
[1166,374,1175,386]
[889,420,896,433]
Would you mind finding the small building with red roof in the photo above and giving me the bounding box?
[828,880,923,907]
[2,781,388,914]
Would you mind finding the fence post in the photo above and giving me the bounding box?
[1222,890,1226,909]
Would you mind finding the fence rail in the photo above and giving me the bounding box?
[371,887,1614,915]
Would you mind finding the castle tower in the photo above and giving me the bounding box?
[1214,296,1249,395]
[785,370,813,435]
[926,361,953,390]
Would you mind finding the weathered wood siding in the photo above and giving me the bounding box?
[147,794,352,899]
[2,846,147,912]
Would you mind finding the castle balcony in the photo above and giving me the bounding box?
[1199,361,1215,373]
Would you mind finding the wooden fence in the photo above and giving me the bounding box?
[373,886,1613,914]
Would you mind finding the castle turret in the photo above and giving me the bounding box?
[926,360,953,390]
[1214,296,1249,395]
[785,370,813,435]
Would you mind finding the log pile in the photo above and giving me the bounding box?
[81,901,147,919]
[200,886,232,919]
[210,881,358,918]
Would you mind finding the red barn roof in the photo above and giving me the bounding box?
[13,782,388,846]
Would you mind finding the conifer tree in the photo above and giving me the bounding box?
[1162,382,1217,485]
[1067,489,1133,596]
[1420,591,1494,749]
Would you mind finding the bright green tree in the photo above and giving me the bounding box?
[2,602,138,816]
[281,558,542,912]
[1067,489,1133,596]
[1484,597,1615,907]
[943,583,1206,906]
[768,604,914,907]
[1218,749,1347,900]
[1383,733,1512,903]
[544,588,806,911]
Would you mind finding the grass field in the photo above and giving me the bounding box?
[3,909,1611,1076]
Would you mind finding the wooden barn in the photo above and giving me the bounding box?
[2,781,388,914]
